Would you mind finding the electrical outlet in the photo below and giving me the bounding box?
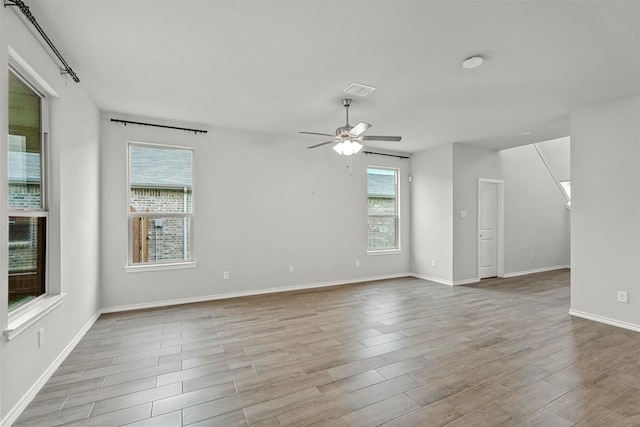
[289,266,294,273]
[38,328,45,347]
[355,260,360,268]
[530,253,535,261]
[223,271,229,280]
[617,290,628,303]
[431,259,436,268]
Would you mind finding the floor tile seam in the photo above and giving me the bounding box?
[64,379,166,415]
[86,383,183,419]
[150,387,231,419]
[543,397,591,425]
[603,384,640,409]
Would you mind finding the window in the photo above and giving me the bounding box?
[367,167,399,251]
[8,68,48,311]
[560,180,571,199]
[127,142,194,268]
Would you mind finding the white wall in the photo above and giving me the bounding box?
[451,143,569,283]
[100,114,411,310]
[537,136,570,182]
[570,94,640,328]
[1,8,101,423]
[452,144,501,282]
[410,144,453,284]
[498,144,569,275]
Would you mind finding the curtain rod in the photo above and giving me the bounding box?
[363,151,410,159]
[111,119,208,134]
[5,0,80,83]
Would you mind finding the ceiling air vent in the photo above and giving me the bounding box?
[343,82,376,97]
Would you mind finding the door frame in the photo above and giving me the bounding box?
[477,178,505,279]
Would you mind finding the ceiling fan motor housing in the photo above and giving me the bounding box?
[336,124,353,137]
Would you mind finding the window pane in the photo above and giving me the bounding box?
[9,72,42,209]
[367,168,398,250]
[560,180,571,199]
[131,216,191,263]
[9,216,46,310]
[129,145,193,213]
[368,216,397,249]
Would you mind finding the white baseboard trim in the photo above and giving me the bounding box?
[2,310,101,427]
[453,278,481,286]
[101,273,412,313]
[410,274,481,287]
[503,265,570,278]
[410,273,453,286]
[568,309,640,333]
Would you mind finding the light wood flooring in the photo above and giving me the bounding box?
[14,269,640,426]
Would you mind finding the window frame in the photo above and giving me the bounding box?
[7,65,51,316]
[366,166,401,254]
[125,141,196,272]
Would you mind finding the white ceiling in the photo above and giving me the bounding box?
[22,0,640,153]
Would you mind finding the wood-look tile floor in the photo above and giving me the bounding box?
[14,269,640,426]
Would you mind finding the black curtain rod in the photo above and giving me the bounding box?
[111,119,208,134]
[5,0,80,83]
[363,151,410,159]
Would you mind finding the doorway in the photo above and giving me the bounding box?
[478,178,504,279]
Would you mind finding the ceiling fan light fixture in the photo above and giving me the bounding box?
[333,140,363,156]
[462,55,484,69]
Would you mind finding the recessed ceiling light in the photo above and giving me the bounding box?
[462,56,484,69]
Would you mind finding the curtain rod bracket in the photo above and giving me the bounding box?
[6,0,80,83]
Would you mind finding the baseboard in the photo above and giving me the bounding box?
[453,278,481,286]
[503,265,570,278]
[569,309,640,333]
[101,273,412,313]
[2,310,101,427]
[410,273,453,286]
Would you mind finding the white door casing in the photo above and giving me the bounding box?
[478,179,504,279]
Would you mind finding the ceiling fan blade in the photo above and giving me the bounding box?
[360,135,402,142]
[349,122,371,137]
[299,131,334,137]
[307,140,338,149]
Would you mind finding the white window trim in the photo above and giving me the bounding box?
[366,166,401,253]
[126,141,195,269]
[5,56,61,340]
[124,261,197,273]
[5,293,66,341]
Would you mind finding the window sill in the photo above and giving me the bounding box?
[367,249,402,256]
[124,261,197,273]
[4,293,66,341]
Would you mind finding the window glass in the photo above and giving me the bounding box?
[8,69,47,310]
[9,72,42,209]
[560,180,571,199]
[367,167,398,250]
[128,143,194,265]
[8,216,46,310]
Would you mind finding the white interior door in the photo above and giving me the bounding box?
[478,179,503,279]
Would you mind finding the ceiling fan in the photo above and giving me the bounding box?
[299,99,402,155]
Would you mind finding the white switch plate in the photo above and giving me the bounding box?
[289,266,294,273]
[223,271,229,280]
[431,259,436,267]
[38,328,45,347]
[355,260,360,268]
[460,211,467,219]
